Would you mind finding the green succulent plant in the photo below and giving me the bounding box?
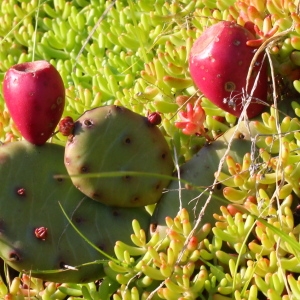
[1,0,300,299]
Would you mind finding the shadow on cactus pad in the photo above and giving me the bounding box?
[150,122,257,238]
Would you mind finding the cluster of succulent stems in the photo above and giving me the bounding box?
[2,0,300,299]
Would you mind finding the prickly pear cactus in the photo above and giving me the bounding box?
[0,141,150,283]
[150,122,257,238]
[64,105,174,207]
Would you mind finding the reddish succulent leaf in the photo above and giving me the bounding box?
[189,21,268,118]
[3,60,65,145]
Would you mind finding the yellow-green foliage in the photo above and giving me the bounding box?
[2,0,300,299]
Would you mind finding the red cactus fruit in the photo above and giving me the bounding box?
[189,21,268,118]
[2,60,65,145]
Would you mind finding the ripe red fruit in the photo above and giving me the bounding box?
[189,21,268,118]
[2,60,65,145]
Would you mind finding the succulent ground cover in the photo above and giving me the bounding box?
[1,0,300,299]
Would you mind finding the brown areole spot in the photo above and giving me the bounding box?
[124,137,132,144]
[92,192,101,200]
[83,119,93,127]
[123,175,131,181]
[238,133,245,139]
[56,177,64,183]
[131,196,140,204]
[81,166,89,173]
[9,251,21,262]
[150,223,157,234]
[112,209,120,217]
[73,216,86,225]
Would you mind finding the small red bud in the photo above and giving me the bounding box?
[147,112,162,126]
[16,188,26,196]
[34,227,48,240]
[58,116,74,136]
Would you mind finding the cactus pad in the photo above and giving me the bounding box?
[150,122,256,238]
[0,141,150,283]
[64,105,174,207]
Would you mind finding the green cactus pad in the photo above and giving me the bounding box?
[150,122,257,238]
[64,105,174,207]
[0,141,150,283]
